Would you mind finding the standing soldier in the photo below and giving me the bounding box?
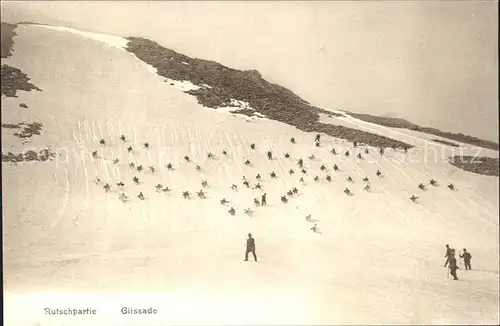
[459,248,472,270]
[449,249,459,280]
[244,233,257,262]
[444,244,453,267]
[261,193,267,206]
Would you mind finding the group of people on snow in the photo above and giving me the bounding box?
[444,244,472,280]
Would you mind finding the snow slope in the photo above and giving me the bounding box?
[2,24,499,325]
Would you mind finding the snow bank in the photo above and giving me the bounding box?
[32,24,129,50]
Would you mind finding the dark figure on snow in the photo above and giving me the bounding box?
[299,177,305,183]
[163,186,171,193]
[250,143,256,150]
[254,198,260,206]
[243,180,250,188]
[305,214,312,222]
[290,137,296,144]
[196,165,201,171]
[331,148,337,155]
[364,148,369,154]
[353,141,358,148]
[310,224,318,233]
[315,134,321,142]
[244,159,251,166]
[92,151,98,158]
[301,169,307,174]
[270,171,277,178]
[138,192,145,200]
[376,170,382,177]
[99,139,106,145]
[137,165,143,172]
[315,141,320,147]
[244,233,257,262]
[320,164,326,171]
[285,153,290,159]
[444,244,453,267]
[182,191,190,199]
[292,187,299,194]
[119,193,128,202]
[289,169,295,175]
[410,195,418,203]
[460,249,472,270]
[254,183,262,189]
[333,164,339,172]
[449,250,459,280]
[167,163,173,170]
[347,176,353,183]
[133,176,140,184]
[155,184,163,191]
[119,135,126,142]
[298,159,304,168]
[404,147,408,154]
[314,175,319,182]
[287,190,294,197]
[129,162,135,168]
[345,151,350,157]
[362,177,369,182]
[418,183,426,190]
[197,190,206,199]
[229,207,236,216]
[207,152,214,159]
[127,146,133,153]
[202,180,209,188]
[344,188,352,196]
[364,185,371,191]
[357,153,363,159]
[448,183,455,191]
[430,179,438,186]
[220,198,230,205]
[144,142,149,149]
[309,154,315,160]
[117,181,125,187]
[261,193,267,206]
[267,151,273,160]
[103,183,111,192]
[379,147,385,156]
[184,156,190,162]
[326,175,332,182]
[256,174,262,180]
[222,150,227,155]
[113,158,119,164]
[231,184,238,191]
[244,208,254,216]
[149,166,155,173]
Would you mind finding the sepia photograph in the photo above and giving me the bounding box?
[1,1,499,325]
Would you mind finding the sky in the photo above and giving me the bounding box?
[1,1,498,142]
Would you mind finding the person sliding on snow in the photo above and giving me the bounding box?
[460,248,472,270]
[244,233,257,262]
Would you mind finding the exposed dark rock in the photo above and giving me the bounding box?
[125,37,414,150]
[1,64,42,97]
[432,139,459,147]
[1,22,17,59]
[12,122,43,139]
[450,156,499,177]
[2,148,55,163]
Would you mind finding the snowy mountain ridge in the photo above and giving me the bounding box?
[2,22,499,325]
